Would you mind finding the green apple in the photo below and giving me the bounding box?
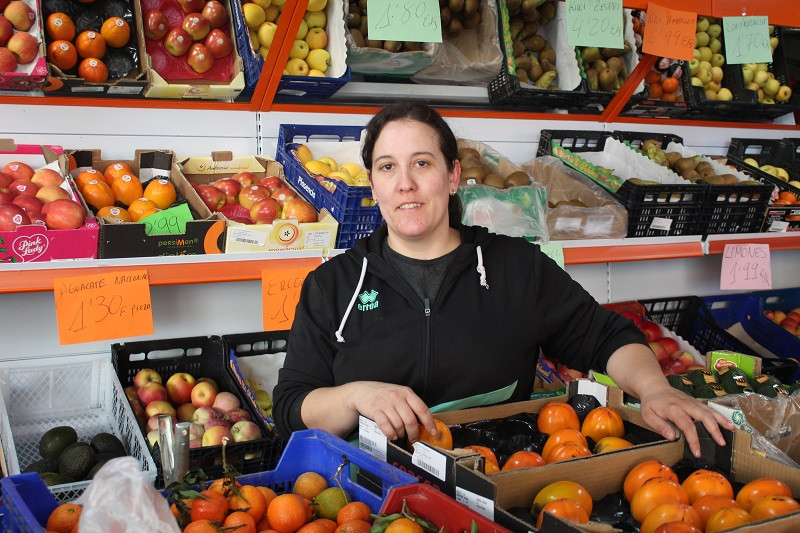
[710,66,723,83]
[742,65,754,85]
[693,49,701,61]
[307,0,327,10]
[308,69,325,77]
[304,9,326,28]
[755,63,768,72]
[753,70,769,87]
[770,37,779,51]
[691,76,704,87]
[763,78,780,97]
[258,21,278,48]
[696,68,711,85]
[304,27,328,50]
[295,19,308,40]
[708,38,721,54]
[289,39,309,59]
[265,4,280,22]
[696,17,710,32]
[699,60,712,73]
[775,85,792,102]
[788,180,800,189]
[705,89,717,100]
[711,53,725,68]
[285,57,309,75]
[706,80,721,93]
[698,47,713,62]
[695,32,710,48]
[242,3,266,28]
[707,24,722,38]
[716,88,733,101]
[689,59,700,76]
[762,97,775,104]
[745,81,760,93]
[306,47,330,72]
[760,165,779,177]
[251,0,271,10]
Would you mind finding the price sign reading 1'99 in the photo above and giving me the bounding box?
[367,0,443,42]
[54,269,154,345]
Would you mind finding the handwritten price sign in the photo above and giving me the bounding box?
[54,270,154,345]
[367,0,442,42]
[723,16,771,64]
[720,243,772,290]
[565,0,623,49]
[142,203,193,236]
[642,3,696,61]
[262,266,315,331]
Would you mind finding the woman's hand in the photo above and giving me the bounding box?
[347,381,437,442]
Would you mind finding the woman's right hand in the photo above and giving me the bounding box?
[347,381,437,443]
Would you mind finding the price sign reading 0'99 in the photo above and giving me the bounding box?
[367,0,443,42]
[54,269,154,345]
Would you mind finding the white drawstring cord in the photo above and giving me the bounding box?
[476,245,489,289]
[335,257,369,342]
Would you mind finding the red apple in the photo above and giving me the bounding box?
[231,171,257,187]
[258,175,284,193]
[0,0,10,12]
[657,337,680,356]
[144,10,169,40]
[176,0,204,14]
[204,418,232,431]
[35,185,70,204]
[196,184,226,211]
[145,399,176,419]
[212,391,240,413]
[27,211,46,226]
[211,178,241,204]
[620,311,643,325]
[201,425,232,446]
[231,420,261,442]
[176,402,197,423]
[124,386,138,405]
[191,380,218,407]
[0,202,30,230]
[201,0,228,28]
[226,407,252,423]
[230,216,254,224]
[660,357,686,376]
[182,13,210,41]
[671,350,695,368]
[196,377,218,389]
[12,193,43,212]
[249,196,279,222]
[146,429,160,448]
[133,368,162,389]
[0,16,12,47]
[0,171,12,188]
[191,405,220,426]
[2,161,34,181]
[188,423,205,448]
[7,31,38,64]
[638,320,662,342]
[0,187,17,203]
[187,43,214,73]
[137,382,168,406]
[204,29,232,59]
[30,168,64,187]
[165,372,196,404]
[164,28,192,56]
[271,186,296,206]
[282,197,317,223]
[9,179,38,196]
[648,341,669,362]
[3,1,34,31]
[238,184,270,209]
[43,198,85,229]
[0,46,15,72]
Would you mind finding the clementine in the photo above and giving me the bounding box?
[100,17,130,48]
[46,503,82,533]
[293,471,328,500]
[143,178,177,209]
[383,518,422,533]
[183,520,220,533]
[75,31,106,59]
[266,493,309,533]
[229,484,268,522]
[46,13,76,42]
[224,510,258,533]
[336,501,371,525]
[190,489,229,523]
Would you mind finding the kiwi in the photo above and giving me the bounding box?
[359,16,369,36]
[458,147,481,161]
[463,11,481,29]
[365,39,383,49]
[448,18,463,37]
[383,41,402,52]
[482,174,506,188]
[350,29,366,48]
[448,0,464,12]
[461,166,485,181]
[505,171,530,187]
[347,11,360,28]
[464,0,479,16]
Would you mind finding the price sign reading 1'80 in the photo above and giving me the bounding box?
[565,0,623,49]
[367,0,443,43]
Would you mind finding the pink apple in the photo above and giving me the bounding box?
[212,391,240,413]
[27,211,46,226]
[201,0,227,28]
[648,341,669,362]
[147,429,160,448]
[188,422,205,448]
[282,198,317,223]
[12,194,43,213]
[196,377,218,390]
[10,179,38,196]
[657,337,680,355]
[0,45,14,72]
[671,350,695,367]
[204,29,232,59]
[0,15,11,46]
[201,425,232,446]
[187,43,214,73]
[30,168,64,187]
[176,0,204,14]
[144,10,169,40]
[0,187,16,203]
[660,357,686,376]
[182,13,210,41]
[270,186,297,206]
[35,185,70,204]
[231,172,257,187]
[1,162,34,181]
[249,197,279,222]
[211,178,241,204]
[0,172,12,188]
[176,402,197,423]
[638,320,662,342]
[204,418,232,431]
[258,175,285,193]
[42,198,85,229]
[226,407,252,423]
[196,184,226,211]
[165,372,196,404]
[164,28,192,56]
[191,405,220,426]
[0,203,29,230]
[231,420,261,442]
[7,31,38,64]
[238,184,269,210]
[191,380,218,407]
[3,1,34,31]
[137,382,168,406]
[133,368,163,389]
[145,400,177,419]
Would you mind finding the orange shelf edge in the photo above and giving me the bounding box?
[706,233,800,254]
[563,240,705,264]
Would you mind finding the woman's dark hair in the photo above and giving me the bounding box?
[361,100,462,225]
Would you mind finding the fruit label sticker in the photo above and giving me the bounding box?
[261,266,314,331]
[367,0,443,43]
[53,269,154,345]
[723,16,771,64]
[720,243,772,290]
[642,3,696,61]
[358,415,388,461]
[565,0,623,49]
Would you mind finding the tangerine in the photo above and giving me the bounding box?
[46,13,76,41]
[46,503,82,533]
[208,477,242,496]
[47,40,78,71]
[190,489,229,523]
[649,84,664,99]
[229,484,268,522]
[336,502,371,525]
[127,197,159,221]
[78,58,108,83]
[75,31,106,59]
[111,174,143,206]
[183,520,219,533]
[645,70,661,85]
[100,17,130,47]
[267,493,309,533]
[661,92,678,102]
[257,486,278,509]
[293,472,328,500]
[224,510,258,533]
[383,518,422,533]
[312,518,338,533]
[96,206,132,222]
[103,162,134,185]
[81,179,115,209]
[297,522,334,533]
[143,178,177,209]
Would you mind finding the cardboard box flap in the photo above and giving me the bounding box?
[180,154,280,177]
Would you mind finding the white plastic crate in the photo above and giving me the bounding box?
[0,353,156,501]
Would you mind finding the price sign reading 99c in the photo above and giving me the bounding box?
[565,0,623,49]
[367,0,442,43]
[54,269,154,345]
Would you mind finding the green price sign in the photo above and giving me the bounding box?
[723,16,772,64]
[565,0,624,49]
[539,242,565,270]
[142,203,193,236]
[367,0,443,43]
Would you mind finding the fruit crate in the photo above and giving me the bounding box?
[0,354,156,502]
[276,124,382,248]
[0,473,58,533]
[378,483,512,533]
[727,138,800,170]
[639,295,799,384]
[697,158,772,235]
[538,129,705,237]
[234,429,418,514]
[112,335,282,488]
[610,131,684,151]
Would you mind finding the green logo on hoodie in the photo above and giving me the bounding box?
[357,289,379,311]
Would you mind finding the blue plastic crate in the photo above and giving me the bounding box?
[0,474,58,533]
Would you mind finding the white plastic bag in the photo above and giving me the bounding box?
[76,457,181,533]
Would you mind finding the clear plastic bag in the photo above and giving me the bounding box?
[458,184,549,242]
[75,457,181,532]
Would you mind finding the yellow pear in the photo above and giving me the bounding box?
[339,162,362,178]
[295,144,314,165]
[318,156,338,173]
[305,160,331,177]
[242,3,266,28]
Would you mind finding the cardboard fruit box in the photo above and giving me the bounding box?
[0,139,99,263]
[69,148,224,258]
[178,152,338,254]
[0,0,47,92]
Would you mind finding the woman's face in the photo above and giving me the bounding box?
[370,119,460,247]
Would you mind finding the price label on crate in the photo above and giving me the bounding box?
[565,0,623,49]
[54,270,154,345]
[142,204,192,236]
[367,0,442,43]
[723,16,772,64]
[720,243,772,290]
[642,3,696,61]
[262,266,315,331]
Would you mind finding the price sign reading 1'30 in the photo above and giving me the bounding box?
[367,0,443,43]
[720,243,772,290]
[565,0,623,49]
[54,269,154,345]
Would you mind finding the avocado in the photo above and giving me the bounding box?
[687,369,718,388]
[22,457,59,474]
[91,432,127,457]
[694,383,728,399]
[756,381,790,398]
[58,442,97,480]
[716,367,754,394]
[39,472,75,487]
[39,426,78,460]
[666,375,694,395]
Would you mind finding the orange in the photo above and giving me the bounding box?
[266,493,309,533]
[78,58,108,83]
[293,472,328,501]
[81,179,115,210]
[46,503,82,533]
[183,520,220,533]
[143,178,177,209]
[208,477,242,496]
[224,510,257,533]
[257,486,278,509]
[96,206,132,222]
[297,522,333,533]
[46,13,76,41]
[103,162,134,185]
[229,485,268,522]
[75,168,103,190]
[645,71,661,85]
[100,17,130,47]
[336,502,371,525]
[190,489,229,523]
[661,92,678,102]
[383,518,421,533]
[778,191,797,203]
[75,31,106,59]
[662,77,679,93]
[111,174,143,206]
[127,197,159,221]
[48,40,78,71]
[649,83,663,99]
[311,518,338,533]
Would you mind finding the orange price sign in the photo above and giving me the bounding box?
[262,266,314,331]
[642,3,697,61]
[54,269,154,345]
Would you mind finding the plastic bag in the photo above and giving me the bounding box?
[76,457,181,532]
[458,184,549,242]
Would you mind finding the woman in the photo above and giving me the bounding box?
[273,101,732,457]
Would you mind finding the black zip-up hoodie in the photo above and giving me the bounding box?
[273,224,647,437]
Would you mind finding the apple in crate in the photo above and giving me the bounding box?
[192,405,220,426]
[188,423,204,448]
[205,418,231,431]
[271,187,297,206]
[12,194,43,213]
[166,372,196,404]
[637,320,662,342]
[197,377,218,389]
[212,391,240,413]
[145,399,176,418]
[187,43,214,73]
[239,185,269,209]
[30,169,64,187]
[28,212,46,226]
[138,382,168,405]
[226,408,251,423]
[196,184,226,212]
[0,46,14,72]
[283,198,317,223]
[0,203,30,230]
[231,420,261,442]
[176,403,197,422]
[182,13,210,41]
[259,175,284,193]
[250,197,279,222]
[202,425,232,446]
[177,0,204,14]
[134,368,162,388]
[204,29,232,59]
[0,16,12,46]
[232,172,257,187]
[648,341,669,362]
[144,10,169,40]
[7,31,38,64]
[164,28,192,56]
[191,380,218,407]
[42,199,85,229]
[1,162,33,180]
[0,186,16,203]
[36,185,70,204]
[4,1,34,31]
[212,178,241,204]
[147,429,160,448]
[0,172,12,189]
[11,179,38,196]
[201,0,227,28]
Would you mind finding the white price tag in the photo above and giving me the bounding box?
[455,487,494,520]
[358,416,387,461]
[649,217,673,231]
[411,442,447,481]
[305,230,332,248]
[230,227,268,246]
[768,220,789,232]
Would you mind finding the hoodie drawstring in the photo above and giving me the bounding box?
[476,245,489,289]
[335,256,368,343]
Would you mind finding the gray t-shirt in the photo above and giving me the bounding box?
[382,238,459,306]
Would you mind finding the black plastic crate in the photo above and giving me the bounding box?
[619,61,691,119]
[727,138,799,167]
[640,296,798,384]
[611,131,684,150]
[112,335,282,487]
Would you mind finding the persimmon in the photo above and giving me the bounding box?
[624,460,678,502]
[681,470,733,504]
[75,169,103,191]
[103,162,134,185]
[536,402,580,434]
[77,58,108,83]
[143,178,177,209]
[501,450,546,471]
[533,480,593,516]
[593,436,633,454]
[545,441,591,464]
[535,499,589,529]
[749,495,800,521]
[46,12,76,41]
[100,16,130,48]
[111,174,143,206]
[127,197,159,221]
[581,406,625,443]
[704,507,751,532]
[47,40,77,71]
[691,495,738,530]
[639,503,701,533]
[464,445,499,467]
[417,419,452,450]
[653,523,702,533]
[736,478,793,512]
[542,428,588,460]
[630,477,689,523]
[75,31,106,59]
[96,206,132,222]
[81,179,115,210]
